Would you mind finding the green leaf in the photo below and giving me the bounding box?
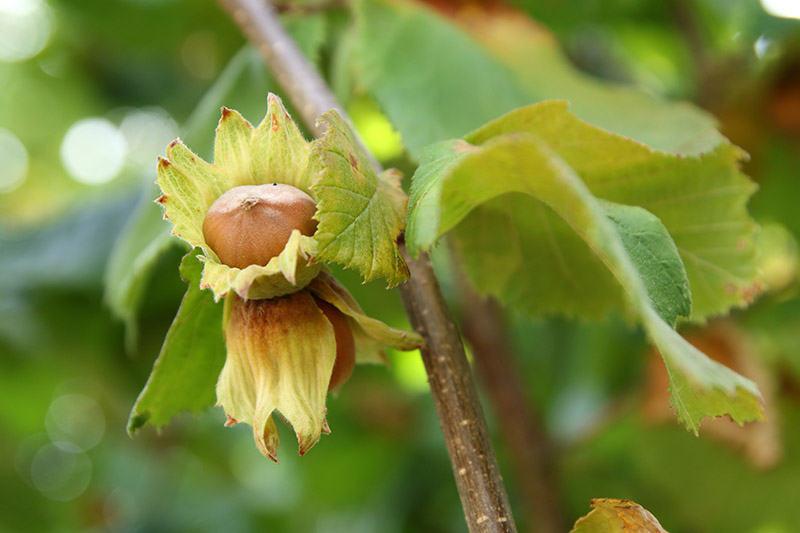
[453,194,623,319]
[353,0,528,159]
[460,101,759,320]
[460,6,723,155]
[407,102,764,432]
[353,0,721,158]
[571,498,668,533]
[405,140,471,257]
[600,201,691,327]
[311,111,409,286]
[128,250,226,434]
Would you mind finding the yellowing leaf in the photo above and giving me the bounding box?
[199,230,322,301]
[213,107,255,185]
[571,499,668,533]
[250,93,313,191]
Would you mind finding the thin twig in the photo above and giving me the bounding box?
[214,0,517,530]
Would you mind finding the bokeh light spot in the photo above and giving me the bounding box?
[349,98,404,162]
[180,31,220,81]
[30,443,92,501]
[0,0,52,62]
[60,118,128,185]
[120,107,178,171]
[761,0,800,19]
[754,35,773,60]
[45,393,105,452]
[0,128,28,193]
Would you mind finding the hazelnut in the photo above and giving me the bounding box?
[314,296,356,391]
[202,183,317,269]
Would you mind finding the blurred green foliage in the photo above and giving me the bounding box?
[1,0,800,532]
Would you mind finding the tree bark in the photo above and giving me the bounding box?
[459,288,567,533]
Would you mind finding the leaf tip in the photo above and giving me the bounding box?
[127,412,150,436]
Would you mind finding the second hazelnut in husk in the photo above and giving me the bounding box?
[203,183,318,269]
[313,296,356,391]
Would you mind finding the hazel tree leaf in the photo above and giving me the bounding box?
[413,101,760,320]
[571,498,669,533]
[353,0,528,159]
[128,249,226,434]
[310,110,409,286]
[406,102,764,432]
[452,4,723,155]
[353,0,721,158]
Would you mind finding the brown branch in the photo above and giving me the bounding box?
[459,286,567,533]
[215,0,517,530]
[400,247,516,532]
[272,0,348,15]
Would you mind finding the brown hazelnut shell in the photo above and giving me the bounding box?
[203,183,317,269]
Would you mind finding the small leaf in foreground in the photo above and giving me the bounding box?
[128,250,226,433]
[601,201,691,328]
[571,498,668,533]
